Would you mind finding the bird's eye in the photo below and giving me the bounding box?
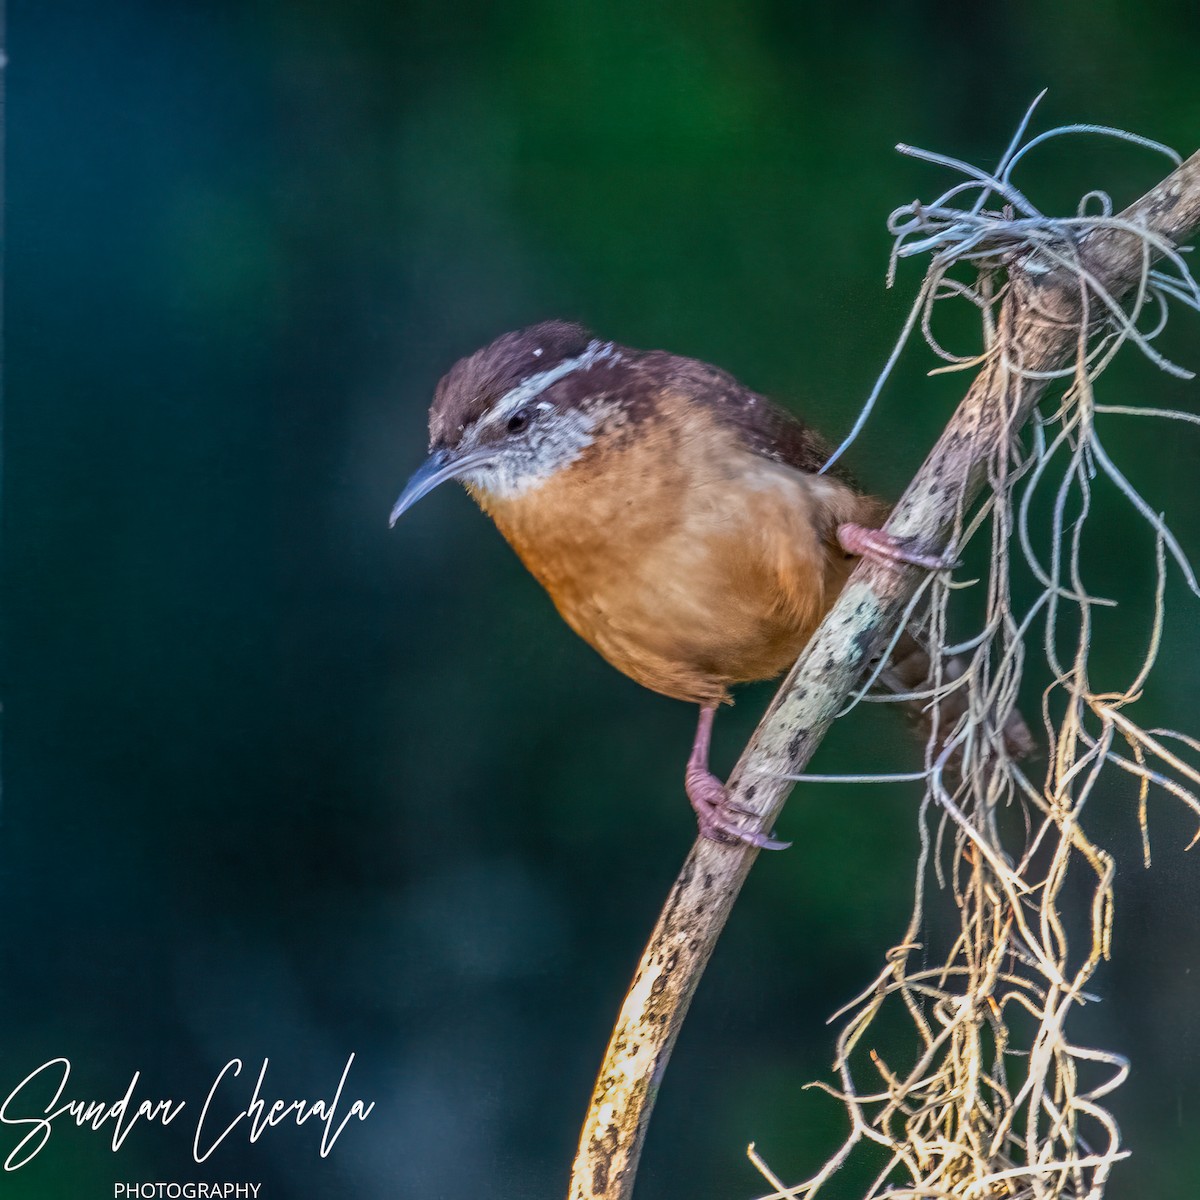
[506,408,531,434]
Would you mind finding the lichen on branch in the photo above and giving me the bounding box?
[569,108,1200,1200]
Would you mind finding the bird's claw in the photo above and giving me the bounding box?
[837,522,957,572]
[685,768,791,851]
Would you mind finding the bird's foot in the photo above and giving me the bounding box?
[684,766,791,851]
[837,522,957,572]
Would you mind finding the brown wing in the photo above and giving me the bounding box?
[629,349,869,488]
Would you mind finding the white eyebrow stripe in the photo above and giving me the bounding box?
[490,340,620,425]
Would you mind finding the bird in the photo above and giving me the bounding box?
[391,320,959,849]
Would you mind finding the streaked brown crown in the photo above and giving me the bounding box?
[429,320,837,480]
[429,321,594,450]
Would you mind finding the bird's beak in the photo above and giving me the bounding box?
[389,447,493,527]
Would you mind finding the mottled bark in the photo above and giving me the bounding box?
[568,149,1200,1200]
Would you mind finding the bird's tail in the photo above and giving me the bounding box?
[877,629,1035,766]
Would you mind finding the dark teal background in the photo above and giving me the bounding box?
[5,2,1200,1196]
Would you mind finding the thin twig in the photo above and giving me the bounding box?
[567,134,1200,1200]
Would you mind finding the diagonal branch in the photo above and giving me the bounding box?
[568,148,1200,1200]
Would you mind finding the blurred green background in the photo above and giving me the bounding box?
[6,1,1200,1196]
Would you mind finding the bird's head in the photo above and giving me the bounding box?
[390,321,629,525]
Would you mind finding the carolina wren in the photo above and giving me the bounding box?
[392,321,952,848]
